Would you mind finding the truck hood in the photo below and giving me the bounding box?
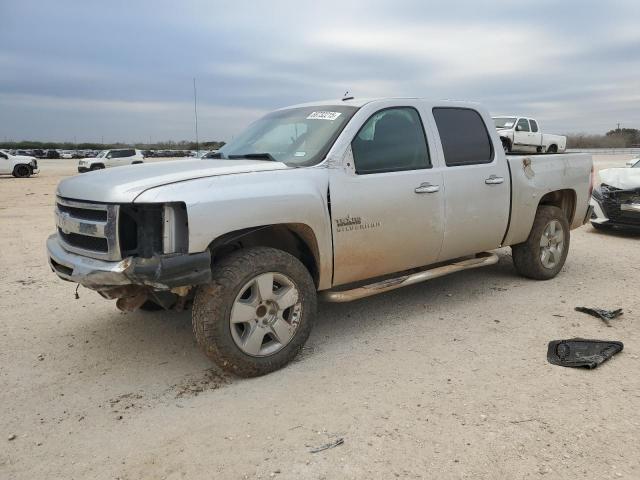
[599,167,640,190]
[57,159,290,203]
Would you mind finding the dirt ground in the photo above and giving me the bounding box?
[1,156,639,480]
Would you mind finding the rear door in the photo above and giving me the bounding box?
[329,105,445,286]
[431,107,510,261]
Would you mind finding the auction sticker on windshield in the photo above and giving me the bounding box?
[307,111,342,121]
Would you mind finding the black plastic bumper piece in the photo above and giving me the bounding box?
[127,251,212,289]
[547,338,623,369]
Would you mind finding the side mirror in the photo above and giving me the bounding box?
[106,154,112,159]
[516,125,522,131]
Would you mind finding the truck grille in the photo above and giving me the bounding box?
[55,197,121,261]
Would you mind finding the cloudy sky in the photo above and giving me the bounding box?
[1,0,639,143]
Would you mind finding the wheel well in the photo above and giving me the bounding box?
[539,189,576,224]
[91,163,105,169]
[208,224,320,287]
[13,164,30,175]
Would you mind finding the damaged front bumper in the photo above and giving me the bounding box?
[47,233,211,290]
[590,187,640,229]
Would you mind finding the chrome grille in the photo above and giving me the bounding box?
[55,197,121,261]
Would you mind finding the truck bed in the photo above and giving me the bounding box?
[503,153,592,246]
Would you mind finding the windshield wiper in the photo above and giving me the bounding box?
[228,153,277,162]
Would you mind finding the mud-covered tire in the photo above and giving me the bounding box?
[512,205,570,280]
[502,139,511,154]
[547,144,558,153]
[13,165,31,178]
[192,247,317,377]
[89,164,105,171]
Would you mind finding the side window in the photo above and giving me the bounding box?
[516,118,530,132]
[125,149,135,157]
[432,108,494,166]
[351,107,430,175]
[530,119,539,132]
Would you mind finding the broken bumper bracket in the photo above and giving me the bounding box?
[47,233,211,290]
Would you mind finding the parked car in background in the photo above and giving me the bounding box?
[199,150,220,159]
[0,150,39,177]
[77,148,144,172]
[590,160,640,230]
[493,116,567,154]
[60,150,74,159]
[44,149,61,159]
[47,97,593,376]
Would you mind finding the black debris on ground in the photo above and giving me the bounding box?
[547,338,623,369]
[575,307,623,327]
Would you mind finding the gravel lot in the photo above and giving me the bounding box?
[1,156,639,479]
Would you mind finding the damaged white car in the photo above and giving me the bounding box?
[590,161,640,230]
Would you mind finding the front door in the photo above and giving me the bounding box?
[514,118,533,150]
[432,107,510,261]
[329,106,445,286]
[0,152,10,174]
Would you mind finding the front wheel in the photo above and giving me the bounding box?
[192,247,317,377]
[13,165,31,178]
[512,205,570,280]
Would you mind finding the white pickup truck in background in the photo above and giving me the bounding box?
[493,116,567,154]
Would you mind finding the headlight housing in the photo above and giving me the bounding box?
[118,203,188,258]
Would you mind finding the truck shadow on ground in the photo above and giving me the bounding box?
[68,251,520,392]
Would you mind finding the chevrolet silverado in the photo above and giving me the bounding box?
[47,98,593,376]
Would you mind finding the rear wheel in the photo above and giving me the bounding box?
[512,205,570,280]
[547,144,558,153]
[13,165,31,178]
[90,164,105,171]
[192,247,316,377]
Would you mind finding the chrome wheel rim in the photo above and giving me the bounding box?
[230,272,302,357]
[540,220,565,269]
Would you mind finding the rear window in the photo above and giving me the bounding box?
[530,119,539,132]
[432,108,494,166]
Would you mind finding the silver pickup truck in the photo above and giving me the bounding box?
[47,98,593,376]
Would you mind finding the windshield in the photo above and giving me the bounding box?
[216,105,358,166]
[97,150,108,158]
[493,117,517,129]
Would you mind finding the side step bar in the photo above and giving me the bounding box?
[320,252,499,303]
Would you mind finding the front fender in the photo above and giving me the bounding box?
[134,167,333,289]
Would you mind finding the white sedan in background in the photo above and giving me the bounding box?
[0,150,40,177]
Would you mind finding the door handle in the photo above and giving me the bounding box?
[485,175,504,185]
[415,183,440,194]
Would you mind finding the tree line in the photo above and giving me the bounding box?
[566,128,640,148]
[0,140,226,150]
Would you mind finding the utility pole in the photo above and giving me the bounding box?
[617,122,621,131]
[193,77,199,155]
